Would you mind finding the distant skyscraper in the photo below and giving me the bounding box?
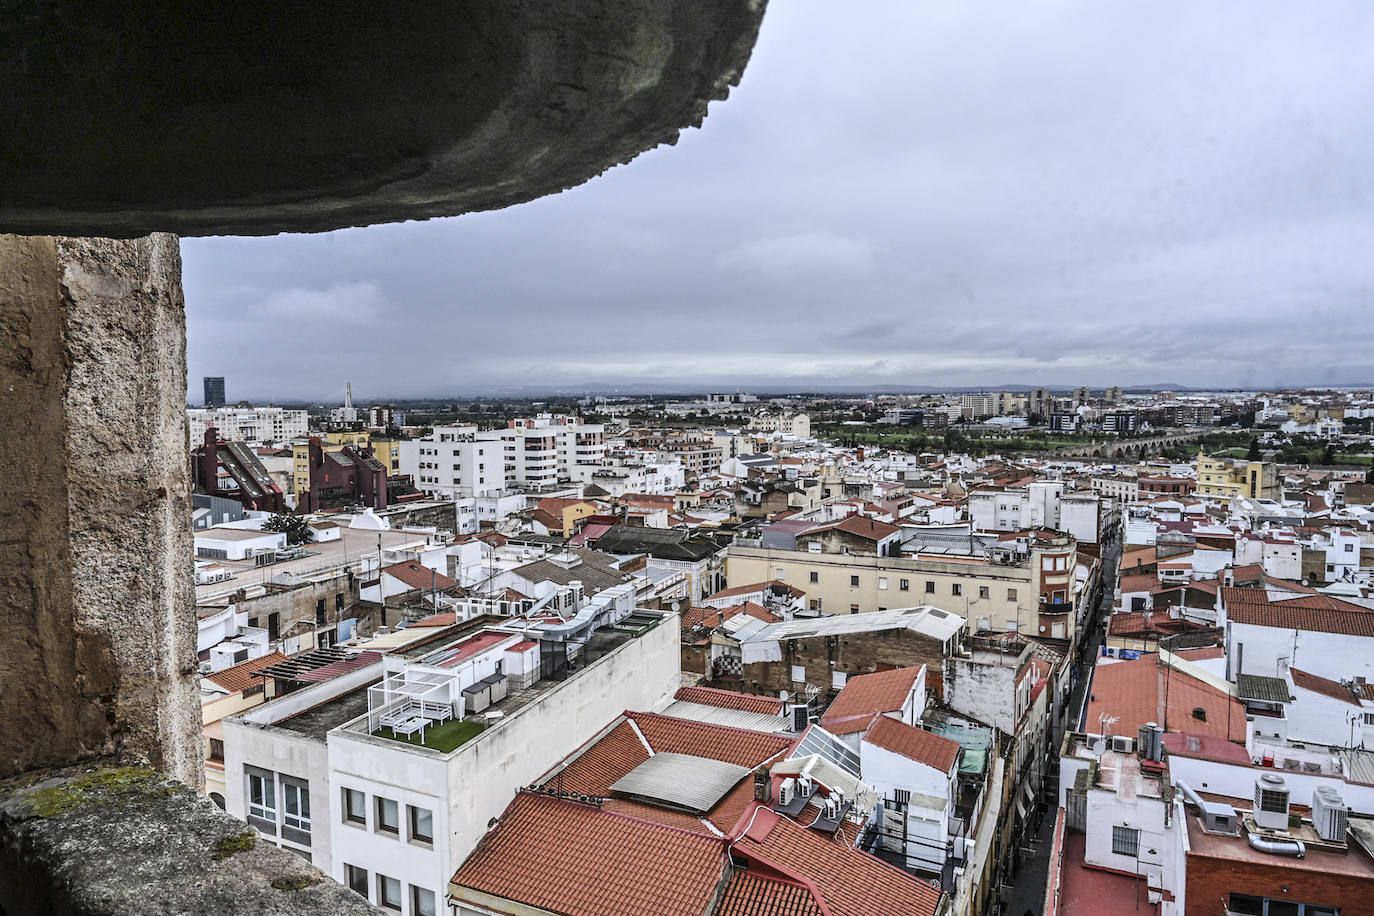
[203,376,225,407]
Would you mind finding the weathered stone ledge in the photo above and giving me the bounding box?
[0,763,381,915]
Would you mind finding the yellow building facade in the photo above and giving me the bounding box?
[1195,452,1278,502]
[292,431,400,495]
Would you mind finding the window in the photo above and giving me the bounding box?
[832,671,847,689]
[1364,712,1374,726]
[979,586,990,599]
[1191,706,1207,722]
[376,796,399,834]
[1111,825,1139,857]
[246,767,275,824]
[849,604,860,614]
[344,864,368,898]
[878,576,888,590]
[343,787,366,825]
[408,804,434,844]
[892,789,910,805]
[791,665,806,683]
[924,581,935,593]
[809,571,819,584]
[951,583,962,597]
[850,575,860,587]
[377,874,402,912]
[282,779,311,833]
[775,567,786,579]
[411,886,437,916]
[208,738,224,762]
[1007,588,1018,601]
[899,578,910,591]
[315,597,326,625]
[335,593,345,612]
[1346,542,1355,552]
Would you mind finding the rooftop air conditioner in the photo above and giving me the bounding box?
[1312,786,1349,843]
[778,778,796,807]
[1111,736,1135,754]
[1254,774,1291,832]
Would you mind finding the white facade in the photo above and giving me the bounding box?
[223,611,681,915]
[189,406,309,444]
[402,416,606,499]
[860,738,956,873]
[1224,617,1374,684]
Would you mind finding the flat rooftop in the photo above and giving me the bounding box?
[1058,831,1146,916]
[196,527,435,602]
[1185,812,1374,880]
[275,684,376,741]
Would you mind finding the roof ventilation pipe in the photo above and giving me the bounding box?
[1246,834,1305,858]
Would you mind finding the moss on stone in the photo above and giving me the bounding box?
[213,831,258,860]
[19,767,172,818]
[271,874,320,891]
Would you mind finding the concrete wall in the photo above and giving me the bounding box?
[0,234,200,786]
[1226,621,1374,683]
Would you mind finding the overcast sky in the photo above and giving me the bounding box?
[183,1,1374,404]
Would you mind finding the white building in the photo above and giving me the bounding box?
[401,415,606,499]
[189,406,309,445]
[968,481,1105,544]
[223,594,679,914]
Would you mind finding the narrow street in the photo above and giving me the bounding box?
[1002,531,1119,915]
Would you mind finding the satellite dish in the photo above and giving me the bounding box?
[670,601,681,612]
[1091,739,1107,755]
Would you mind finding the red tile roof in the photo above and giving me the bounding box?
[732,806,944,916]
[203,651,289,694]
[715,871,823,916]
[674,686,785,715]
[862,716,961,773]
[1086,656,1246,742]
[451,792,724,916]
[1289,667,1360,706]
[682,602,781,631]
[410,612,456,627]
[1221,587,1374,636]
[805,515,900,541]
[382,560,457,592]
[820,666,924,735]
[708,579,805,600]
[546,712,795,801]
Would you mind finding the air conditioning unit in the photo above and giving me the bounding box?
[1254,774,1291,832]
[1312,786,1349,843]
[778,778,796,807]
[1111,736,1135,754]
[797,776,814,798]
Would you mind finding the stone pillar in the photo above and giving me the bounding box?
[0,234,201,787]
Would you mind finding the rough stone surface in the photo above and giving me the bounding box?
[0,234,201,786]
[0,1,766,237]
[0,764,382,915]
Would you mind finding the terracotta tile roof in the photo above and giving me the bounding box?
[546,712,795,800]
[862,716,961,773]
[708,579,805,600]
[1174,646,1226,661]
[1289,668,1360,706]
[1086,656,1246,742]
[1221,587,1374,636]
[451,792,724,916]
[526,507,563,531]
[1118,573,1159,594]
[820,666,923,735]
[382,560,457,592]
[675,686,785,715]
[805,515,900,541]
[682,602,781,631]
[715,871,823,916]
[203,651,288,694]
[410,612,456,627]
[732,808,944,916]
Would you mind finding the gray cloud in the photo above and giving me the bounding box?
[183,1,1374,402]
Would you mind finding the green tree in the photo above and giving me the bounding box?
[261,513,315,546]
[1246,437,1260,461]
